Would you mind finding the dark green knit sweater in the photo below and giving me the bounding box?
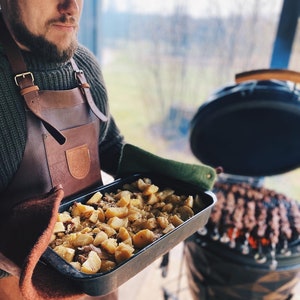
[0,44,124,191]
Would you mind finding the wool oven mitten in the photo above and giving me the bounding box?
[0,185,86,300]
[116,143,217,191]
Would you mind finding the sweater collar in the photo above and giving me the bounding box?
[22,50,70,72]
[0,41,71,72]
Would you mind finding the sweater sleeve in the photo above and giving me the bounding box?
[73,45,125,175]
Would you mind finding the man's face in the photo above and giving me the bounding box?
[3,0,84,62]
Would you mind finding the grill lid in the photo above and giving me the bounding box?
[190,69,300,177]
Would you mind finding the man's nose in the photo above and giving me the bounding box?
[58,0,80,16]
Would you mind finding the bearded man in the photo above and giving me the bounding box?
[0,0,123,299]
[0,1,216,300]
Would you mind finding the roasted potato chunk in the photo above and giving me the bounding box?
[115,242,134,263]
[132,229,155,248]
[81,251,101,274]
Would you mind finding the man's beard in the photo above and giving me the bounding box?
[7,5,78,63]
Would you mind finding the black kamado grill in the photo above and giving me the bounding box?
[185,69,300,300]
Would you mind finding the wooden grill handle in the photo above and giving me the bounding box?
[235,69,300,84]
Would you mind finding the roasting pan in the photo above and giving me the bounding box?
[42,173,216,296]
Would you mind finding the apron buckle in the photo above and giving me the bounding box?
[14,72,34,86]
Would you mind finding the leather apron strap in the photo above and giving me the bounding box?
[0,15,67,145]
[70,58,108,123]
[0,15,26,74]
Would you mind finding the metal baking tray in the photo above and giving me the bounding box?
[41,173,216,296]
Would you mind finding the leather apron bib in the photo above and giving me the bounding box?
[0,17,107,213]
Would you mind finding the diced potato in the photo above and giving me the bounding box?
[157,189,174,201]
[100,260,116,273]
[81,251,101,274]
[57,211,72,222]
[131,219,147,232]
[129,196,144,208]
[118,228,133,246]
[117,190,131,199]
[115,242,134,263]
[118,227,131,241]
[86,191,102,205]
[70,261,81,271]
[143,184,159,196]
[145,218,157,230]
[162,203,174,213]
[61,232,77,247]
[147,193,159,205]
[177,206,194,221]
[132,229,155,248]
[127,208,142,222]
[116,197,130,208]
[53,245,75,263]
[97,223,117,237]
[71,216,81,230]
[122,238,133,247]
[88,210,99,223]
[116,191,131,207]
[153,202,165,209]
[105,207,128,219]
[97,207,105,222]
[107,217,128,230]
[184,195,194,208]
[136,178,148,191]
[72,233,94,247]
[71,202,95,217]
[53,221,65,233]
[49,233,56,243]
[92,228,101,234]
[101,238,118,254]
[169,215,184,227]
[167,195,181,205]
[162,223,175,234]
[93,231,108,246]
[157,216,169,229]
[81,227,92,234]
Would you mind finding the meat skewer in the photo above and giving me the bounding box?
[202,181,300,268]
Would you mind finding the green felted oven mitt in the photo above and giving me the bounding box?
[116,144,216,191]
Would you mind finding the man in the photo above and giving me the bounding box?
[0,0,123,299]
[0,0,217,299]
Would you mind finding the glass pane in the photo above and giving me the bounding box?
[98,0,283,156]
[80,1,300,198]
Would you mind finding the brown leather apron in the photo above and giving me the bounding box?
[0,16,108,213]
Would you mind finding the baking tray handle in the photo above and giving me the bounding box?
[235,69,300,84]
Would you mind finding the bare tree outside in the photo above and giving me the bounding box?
[98,0,295,159]
[117,1,282,147]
